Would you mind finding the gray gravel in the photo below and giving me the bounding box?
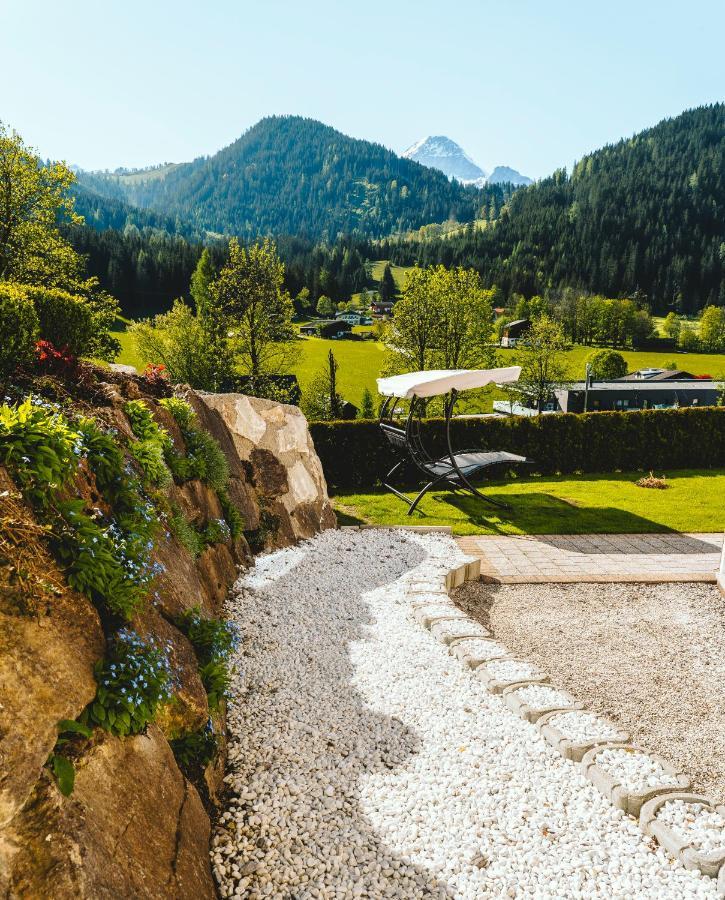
[454,580,725,803]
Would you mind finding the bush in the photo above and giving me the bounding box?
[26,286,95,357]
[0,283,39,378]
[309,407,725,492]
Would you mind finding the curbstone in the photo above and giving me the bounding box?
[476,658,550,694]
[537,710,630,762]
[407,590,451,607]
[502,682,583,723]
[639,792,725,881]
[448,637,504,668]
[412,604,470,628]
[429,617,491,645]
[580,744,691,818]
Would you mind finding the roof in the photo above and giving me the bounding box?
[377,366,521,399]
[503,319,530,328]
[559,381,718,393]
[618,369,698,381]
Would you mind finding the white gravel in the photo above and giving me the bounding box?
[594,749,675,792]
[546,712,622,744]
[513,685,576,711]
[214,529,719,898]
[656,801,725,855]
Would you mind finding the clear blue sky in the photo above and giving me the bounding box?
[2,0,723,179]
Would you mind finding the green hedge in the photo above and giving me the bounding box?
[309,407,725,493]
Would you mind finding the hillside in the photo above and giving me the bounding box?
[76,117,494,240]
[387,105,725,312]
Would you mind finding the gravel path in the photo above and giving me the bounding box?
[214,530,719,898]
[454,580,725,804]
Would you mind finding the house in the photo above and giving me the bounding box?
[371,300,395,318]
[334,311,373,326]
[554,379,719,413]
[299,320,352,339]
[500,319,531,348]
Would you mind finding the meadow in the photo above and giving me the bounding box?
[112,317,725,409]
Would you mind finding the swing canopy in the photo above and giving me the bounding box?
[376,365,530,515]
[377,365,521,399]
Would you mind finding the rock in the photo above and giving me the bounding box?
[200,392,336,545]
[0,468,104,835]
[4,727,214,899]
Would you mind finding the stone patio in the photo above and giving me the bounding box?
[455,533,723,584]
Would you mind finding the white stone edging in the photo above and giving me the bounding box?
[640,793,725,881]
[502,682,583,723]
[581,744,691,817]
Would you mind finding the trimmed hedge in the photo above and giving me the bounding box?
[309,407,725,493]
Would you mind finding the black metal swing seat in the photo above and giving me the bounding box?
[377,368,530,515]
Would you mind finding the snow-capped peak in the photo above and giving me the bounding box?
[402,135,532,188]
[403,135,486,183]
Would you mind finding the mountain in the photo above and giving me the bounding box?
[75,117,490,240]
[402,136,487,183]
[402,135,532,187]
[486,165,533,187]
[387,105,725,313]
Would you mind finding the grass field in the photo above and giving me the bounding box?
[333,469,725,535]
[111,316,725,409]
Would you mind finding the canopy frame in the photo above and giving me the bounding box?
[379,387,529,515]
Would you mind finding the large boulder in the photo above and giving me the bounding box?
[199,393,336,545]
[4,727,214,899]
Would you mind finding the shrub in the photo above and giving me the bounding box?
[308,407,725,492]
[34,340,79,378]
[0,283,39,378]
[26,286,95,357]
[85,628,173,736]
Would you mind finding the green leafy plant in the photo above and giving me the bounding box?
[159,397,229,492]
[217,488,243,539]
[0,398,82,507]
[170,721,218,771]
[174,606,239,710]
[46,718,93,796]
[85,629,173,737]
[123,400,173,487]
[168,508,205,556]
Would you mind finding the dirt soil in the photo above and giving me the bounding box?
[453,579,725,803]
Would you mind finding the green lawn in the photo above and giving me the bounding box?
[112,320,724,409]
[333,469,725,535]
[369,259,413,291]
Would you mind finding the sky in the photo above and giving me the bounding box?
[1,0,723,179]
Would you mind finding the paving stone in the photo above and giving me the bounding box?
[429,617,490,645]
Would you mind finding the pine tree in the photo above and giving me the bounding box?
[190,248,215,318]
[359,387,375,419]
[378,263,397,303]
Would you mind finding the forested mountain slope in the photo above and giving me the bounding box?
[386,105,724,312]
[76,117,502,240]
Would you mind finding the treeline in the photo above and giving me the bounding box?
[63,223,375,317]
[385,105,725,314]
